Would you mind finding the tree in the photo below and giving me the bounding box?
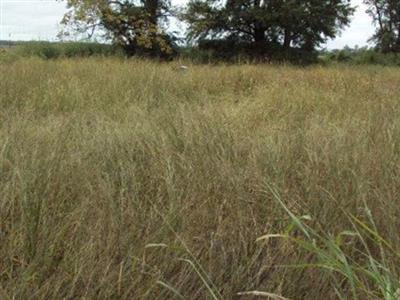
[61,0,176,57]
[182,0,354,57]
[364,0,400,52]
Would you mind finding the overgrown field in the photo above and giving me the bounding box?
[1,59,400,299]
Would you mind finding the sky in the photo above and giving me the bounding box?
[0,0,375,49]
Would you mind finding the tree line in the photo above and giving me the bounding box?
[62,0,400,60]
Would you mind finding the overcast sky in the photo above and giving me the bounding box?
[0,0,375,49]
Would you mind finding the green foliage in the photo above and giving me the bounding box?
[180,39,319,64]
[13,41,122,59]
[15,42,61,59]
[63,0,176,58]
[364,0,400,53]
[178,46,216,63]
[182,0,355,59]
[6,41,400,66]
[263,186,400,299]
[0,48,19,63]
[322,46,400,65]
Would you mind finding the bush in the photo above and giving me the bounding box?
[322,47,400,66]
[180,39,319,65]
[14,41,123,59]
[0,48,19,63]
[59,42,124,58]
[15,42,61,59]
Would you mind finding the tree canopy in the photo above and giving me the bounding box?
[183,0,355,57]
[62,0,356,60]
[364,0,400,53]
[62,0,176,57]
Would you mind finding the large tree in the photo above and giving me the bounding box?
[183,0,354,56]
[364,0,400,52]
[62,0,176,57]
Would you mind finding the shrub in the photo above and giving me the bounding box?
[322,47,400,66]
[14,41,123,59]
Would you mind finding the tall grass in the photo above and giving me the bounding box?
[1,58,400,299]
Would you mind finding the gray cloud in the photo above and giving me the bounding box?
[326,0,375,49]
[0,0,376,48]
[1,0,66,40]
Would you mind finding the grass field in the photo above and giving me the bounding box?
[1,58,400,299]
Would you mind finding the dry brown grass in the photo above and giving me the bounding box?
[1,58,400,299]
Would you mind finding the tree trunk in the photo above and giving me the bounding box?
[396,21,400,52]
[283,29,291,49]
[252,0,265,53]
[254,27,265,44]
[145,0,159,26]
[253,26,266,55]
